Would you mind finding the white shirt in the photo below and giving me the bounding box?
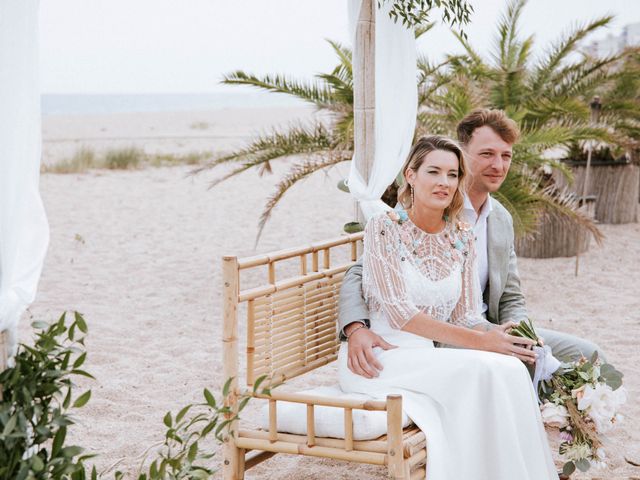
[462,195,493,314]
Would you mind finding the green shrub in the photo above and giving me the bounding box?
[0,312,94,480]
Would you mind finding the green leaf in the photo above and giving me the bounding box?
[70,369,96,379]
[201,420,218,437]
[253,374,268,393]
[2,414,17,436]
[60,445,83,458]
[238,396,251,413]
[31,321,49,330]
[52,426,67,455]
[163,412,173,428]
[74,311,88,333]
[204,388,216,407]
[31,455,44,472]
[575,458,590,472]
[222,377,234,397]
[72,390,92,408]
[63,386,73,409]
[188,441,199,462]
[176,404,192,424]
[73,352,87,369]
[562,461,576,476]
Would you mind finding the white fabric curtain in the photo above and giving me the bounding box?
[0,0,48,356]
[347,0,417,220]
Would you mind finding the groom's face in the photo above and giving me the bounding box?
[464,126,513,195]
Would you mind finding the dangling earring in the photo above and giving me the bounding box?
[410,185,415,214]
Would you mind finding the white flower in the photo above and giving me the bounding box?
[578,384,627,432]
[540,402,569,428]
[572,384,586,401]
[564,442,592,462]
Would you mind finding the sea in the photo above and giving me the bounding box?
[41,92,306,116]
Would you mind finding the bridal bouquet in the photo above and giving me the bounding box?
[511,319,626,476]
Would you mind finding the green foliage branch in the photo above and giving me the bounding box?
[0,312,94,480]
[381,0,473,33]
[116,376,270,480]
[0,313,270,480]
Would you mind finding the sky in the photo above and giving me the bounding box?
[39,0,640,94]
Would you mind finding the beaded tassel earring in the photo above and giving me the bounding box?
[410,185,415,214]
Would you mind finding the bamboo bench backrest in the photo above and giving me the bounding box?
[223,233,363,388]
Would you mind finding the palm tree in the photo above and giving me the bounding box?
[198,0,635,242]
[415,0,640,239]
[194,39,355,238]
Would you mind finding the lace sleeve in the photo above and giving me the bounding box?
[449,229,492,329]
[362,215,421,329]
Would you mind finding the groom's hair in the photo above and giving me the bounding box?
[456,109,520,146]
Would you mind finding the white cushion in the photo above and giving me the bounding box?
[259,386,412,440]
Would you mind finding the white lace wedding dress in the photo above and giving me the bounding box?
[338,213,558,480]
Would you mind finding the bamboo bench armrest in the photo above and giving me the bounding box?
[245,389,389,411]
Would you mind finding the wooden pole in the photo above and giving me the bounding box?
[0,331,7,372]
[353,0,376,225]
[386,394,405,478]
[575,96,602,276]
[222,256,242,480]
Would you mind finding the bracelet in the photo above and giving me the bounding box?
[346,323,367,339]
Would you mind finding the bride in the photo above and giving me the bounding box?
[338,135,558,479]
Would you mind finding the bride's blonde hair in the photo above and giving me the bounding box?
[397,135,468,222]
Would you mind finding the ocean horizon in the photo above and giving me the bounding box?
[41,92,306,116]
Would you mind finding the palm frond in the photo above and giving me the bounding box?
[452,30,486,69]
[255,153,351,244]
[221,70,335,109]
[495,167,603,244]
[325,40,353,81]
[192,123,337,181]
[415,22,436,39]
[518,124,614,152]
[530,15,613,94]
[531,184,604,245]
[552,54,623,99]
[494,0,527,69]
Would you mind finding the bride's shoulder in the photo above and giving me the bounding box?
[365,210,406,236]
[450,219,474,249]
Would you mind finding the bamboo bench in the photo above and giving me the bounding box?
[222,233,427,479]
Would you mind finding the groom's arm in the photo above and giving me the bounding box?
[338,258,370,341]
[338,258,397,378]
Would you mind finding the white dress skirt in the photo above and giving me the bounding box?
[337,213,558,480]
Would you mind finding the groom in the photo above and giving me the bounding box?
[339,108,604,379]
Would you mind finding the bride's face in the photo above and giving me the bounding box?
[406,149,460,213]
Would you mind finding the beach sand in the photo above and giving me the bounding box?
[24,107,640,479]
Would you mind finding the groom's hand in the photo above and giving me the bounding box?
[346,326,397,379]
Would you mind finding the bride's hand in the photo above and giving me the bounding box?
[480,322,538,364]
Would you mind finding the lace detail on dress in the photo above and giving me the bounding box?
[362,213,490,331]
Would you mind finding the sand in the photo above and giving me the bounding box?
[23,107,640,479]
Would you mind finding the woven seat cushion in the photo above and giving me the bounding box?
[259,386,412,440]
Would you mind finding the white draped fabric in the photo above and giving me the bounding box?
[347,0,417,220]
[0,0,48,356]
